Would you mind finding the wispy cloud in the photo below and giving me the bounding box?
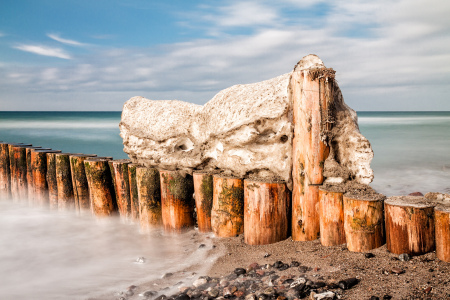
[13,44,72,59]
[47,33,86,46]
[2,0,450,111]
[0,31,5,38]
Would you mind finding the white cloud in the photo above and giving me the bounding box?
[0,31,4,38]
[13,44,72,59]
[2,0,450,111]
[47,33,86,46]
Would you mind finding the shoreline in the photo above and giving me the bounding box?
[94,232,450,300]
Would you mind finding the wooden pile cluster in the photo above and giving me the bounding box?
[0,66,448,263]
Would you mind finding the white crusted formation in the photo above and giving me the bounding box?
[120,55,374,189]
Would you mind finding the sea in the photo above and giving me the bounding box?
[0,111,449,299]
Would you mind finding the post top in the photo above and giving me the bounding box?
[294,54,325,71]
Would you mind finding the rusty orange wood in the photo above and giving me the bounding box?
[385,196,435,255]
[435,205,450,262]
[26,147,48,202]
[291,66,333,242]
[211,175,244,237]
[193,172,213,233]
[159,170,195,233]
[31,149,61,206]
[244,179,289,245]
[128,163,140,221]
[0,143,11,199]
[344,194,385,252]
[319,187,346,246]
[84,157,116,217]
[136,166,162,230]
[46,152,58,209]
[110,159,132,219]
[55,153,78,210]
[69,154,97,212]
[9,144,31,201]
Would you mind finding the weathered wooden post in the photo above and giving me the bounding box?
[343,193,385,252]
[136,166,162,230]
[46,152,59,209]
[31,149,61,206]
[69,154,97,212]
[9,144,32,201]
[84,157,116,217]
[385,196,435,255]
[26,147,48,202]
[159,170,195,233]
[244,179,289,245]
[435,204,450,262]
[193,172,214,233]
[128,163,140,221]
[292,57,334,241]
[55,153,78,210]
[0,142,11,199]
[109,159,132,219]
[319,186,346,246]
[211,175,244,237]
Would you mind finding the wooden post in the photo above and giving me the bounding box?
[193,172,214,233]
[46,152,58,209]
[55,153,78,210]
[109,159,132,219]
[0,142,11,199]
[26,147,48,203]
[385,196,436,255]
[128,163,140,221]
[244,179,289,245]
[84,157,116,217]
[343,193,385,252]
[291,60,334,241]
[31,149,61,206]
[435,204,450,262]
[9,144,32,201]
[211,175,244,237]
[136,166,162,230]
[319,186,346,246]
[159,170,195,233]
[69,154,97,212]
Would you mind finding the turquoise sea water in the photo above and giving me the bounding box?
[0,111,449,299]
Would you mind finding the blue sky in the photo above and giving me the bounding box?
[0,0,449,111]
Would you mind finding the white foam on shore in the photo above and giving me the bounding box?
[0,201,219,300]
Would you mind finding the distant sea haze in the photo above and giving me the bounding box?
[1,111,449,196]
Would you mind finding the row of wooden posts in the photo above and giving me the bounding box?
[0,141,448,263]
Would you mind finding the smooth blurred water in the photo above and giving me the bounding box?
[0,111,127,159]
[358,111,450,195]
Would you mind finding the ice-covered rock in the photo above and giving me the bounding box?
[120,54,374,189]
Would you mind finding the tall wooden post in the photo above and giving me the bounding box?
[84,157,116,217]
[211,175,244,237]
[31,149,61,206]
[69,154,97,213]
[319,186,346,246]
[385,196,435,255]
[9,144,32,201]
[55,153,78,210]
[244,179,289,245]
[193,172,214,233]
[343,193,385,252]
[128,163,140,221]
[46,152,59,209]
[109,159,132,219]
[291,56,334,241]
[0,142,11,199]
[159,170,195,233]
[136,166,162,230]
[27,147,48,203]
[435,204,450,262]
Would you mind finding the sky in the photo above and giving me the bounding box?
[0,0,449,111]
